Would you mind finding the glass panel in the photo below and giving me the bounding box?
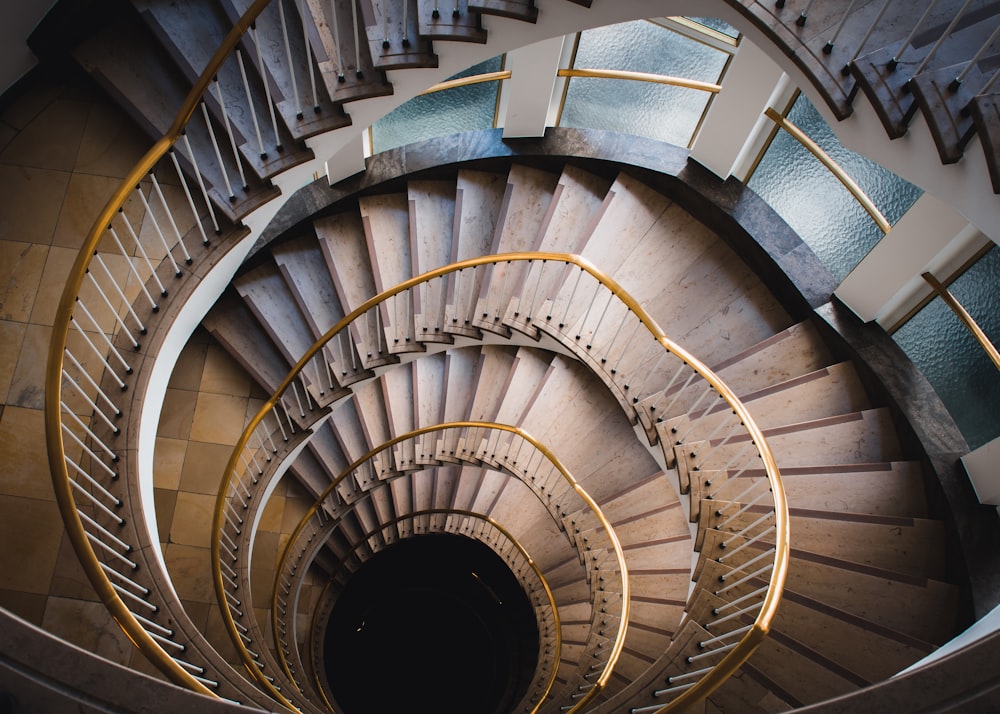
[683,16,740,38]
[893,246,1000,450]
[371,56,503,154]
[560,20,728,147]
[748,95,922,281]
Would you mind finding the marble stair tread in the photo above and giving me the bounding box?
[233,262,318,368]
[326,396,375,465]
[271,234,347,338]
[348,378,393,453]
[535,164,614,253]
[315,210,398,368]
[468,0,538,22]
[202,290,291,393]
[287,445,337,499]
[698,503,948,580]
[463,345,518,424]
[659,361,871,448]
[491,347,554,425]
[378,367,416,464]
[217,0,353,141]
[694,460,929,521]
[415,0,488,42]
[969,91,1000,193]
[412,353,447,428]
[299,0,395,104]
[363,0,439,71]
[680,408,903,477]
[134,0,314,180]
[491,164,560,254]
[909,61,989,165]
[72,18,279,221]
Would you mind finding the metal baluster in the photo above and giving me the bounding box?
[63,405,118,464]
[330,0,346,81]
[402,0,409,46]
[91,252,146,334]
[62,425,117,479]
[277,0,303,117]
[298,0,320,112]
[61,367,120,432]
[114,212,167,297]
[73,300,132,375]
[201,102,237,202]
[351,0,363,77]
[585,289,615,350]
[888,0,940,70]
[68,322,126,390]
[250,23,283,150]
[796,0,817,26]
[235,49,266,159]
[84,271,139,349]
[211,78,249,190]
[134,185,182,277]
[842,0,889,68]
[909,0,974,81]
[558,265,584,328]
[494,261,511,321]
[176,136,220,237]
[106,227,159,309]
[951,24,1000,91]
[150,172,192,263]
[382,0,390,48]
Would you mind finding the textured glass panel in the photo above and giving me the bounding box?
[893,247,1000,450]
[560,20,728,146]
[371,56,503,154]
[748,95,922,281]
[684,16,740,38]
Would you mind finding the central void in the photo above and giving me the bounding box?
[324,532,540,714]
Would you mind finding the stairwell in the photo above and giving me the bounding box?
[2,0,999,712]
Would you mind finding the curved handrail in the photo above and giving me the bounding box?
[267,422,625,712]
[557,68,722,94]
[43,0,274,698]
[213,251,789,711]
[294,507,563,714]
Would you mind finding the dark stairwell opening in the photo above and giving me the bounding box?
[324,533,540,714]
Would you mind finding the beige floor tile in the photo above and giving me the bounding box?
[280,491,313,533]
[0,406,55,501]
[177,440,232,496]
[6,323,51,409]
[0,588,48,625]
[257,493,286,533]
[0,99,89,172]
[51,172,137,251]
[0,79,65,131]
[0,165,71,246]
[169,491,216,547]
[27,245,75,326]
[74,100,148,179]
[163,543,215,603]
[42,595,134,665]
[201,344,253,397]
[0,320,28,403]
[0,241,48,322]
[153,436,188,491]
[156,387,197,439]
[168,340,208,392]
[189,391,249,445]
[47,532,100,602]
[0,493,63,594]
[154,487,178,545]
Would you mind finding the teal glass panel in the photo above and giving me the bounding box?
[748,95,923,281]
[371,56,503,154]
[684,16,740,38]
[560,20,728,147]
[893,246,1000,450]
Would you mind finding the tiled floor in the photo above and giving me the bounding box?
[0,66,316,675]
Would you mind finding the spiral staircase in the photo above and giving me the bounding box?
[1,0,999,712]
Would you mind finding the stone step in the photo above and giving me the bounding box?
[698,502,948,580]
[202,290,290,394]
[363,0,438,71]
[73,17,280,221]
[468,0,537,23]
[134,0,315,179]
[233,262,317,368]
[415,0,488,43]
[218,0,354,140]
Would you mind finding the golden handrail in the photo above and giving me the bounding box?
[43,0,273,697]
[419,70,512,95]
[269,422,622,710]
[557,68,722,93]
[294,507,562,714]
[922,271,1000,372]
[764,106,891,234]
[214,252,788,711]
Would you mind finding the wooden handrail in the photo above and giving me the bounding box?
[922,271,1000,372]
